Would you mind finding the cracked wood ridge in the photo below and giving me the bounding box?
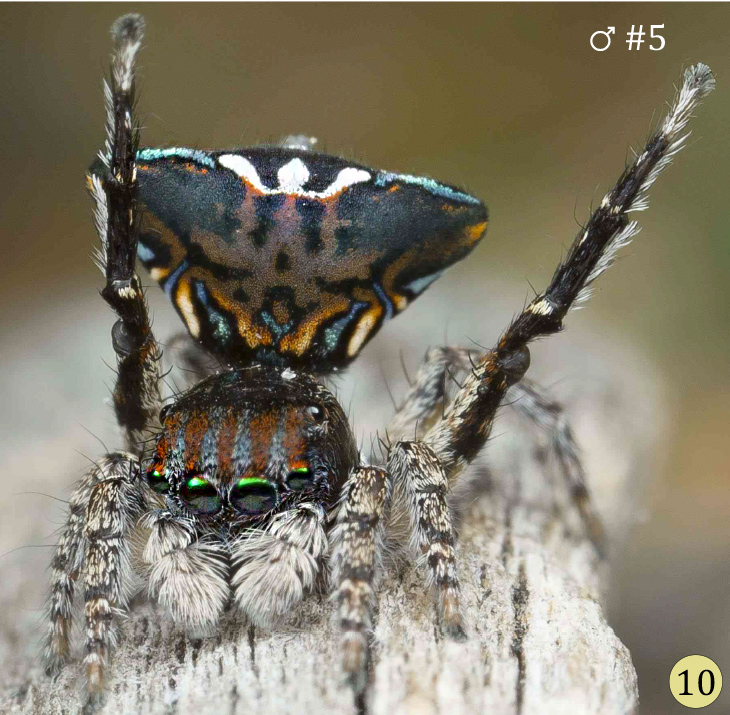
[3,387,643,715]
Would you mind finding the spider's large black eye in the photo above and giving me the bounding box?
[230,478,279,515]
[180,475,221,515]
[147,466,170,494]
[286,466,315,491]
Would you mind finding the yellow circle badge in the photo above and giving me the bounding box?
[670,655,722,708]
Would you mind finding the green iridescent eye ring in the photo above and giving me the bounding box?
[180,474,221,515]
[234,477,271,489]
[147,467,170,494]
[186,475,209,489]
[230,477,279,515]
[286,466,315,491]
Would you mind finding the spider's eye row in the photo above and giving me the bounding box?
[230,478,279,515]
[180,475,221,515]
[158,404,172,423]
[286,466,315,491]
[147,466,170,494]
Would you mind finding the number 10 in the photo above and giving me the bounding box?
[679,668,716,696]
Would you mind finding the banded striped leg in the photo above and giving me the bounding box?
[388,347,606,554]
[45,454,143,708]
[88,14,163,454]
[387,346,468,441]
[511,381,606,555]
[45,461,108,676]
[389,441,465,639]
[330,466,391,693]
[82,460,145,711]
[425,65,714,482]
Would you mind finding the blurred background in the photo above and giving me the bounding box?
[0,4,727,713]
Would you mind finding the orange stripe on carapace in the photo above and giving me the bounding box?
[183,163,208,175]
[153,412,182,465]
[175,277,201,339]
[137,211,188,272]
[282,409,308,466]
[347,288,383,358]
[183,412,209,471]
[247,409,279,474]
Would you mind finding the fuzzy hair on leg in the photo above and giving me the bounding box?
[388,440,465,639]
[330,466,391,693]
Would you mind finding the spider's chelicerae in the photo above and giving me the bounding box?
[45,14,714,711]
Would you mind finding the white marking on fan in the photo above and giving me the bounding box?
[278,158,310,192]
[218,154,371,199]
[137,242,155,262]
[347,310,379,357]
[176,284,201,338]
[405,270,444,296]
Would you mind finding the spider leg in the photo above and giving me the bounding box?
[45,464,103,677]
[45,453,144,712]
[389,441,465,639]
[511,381,606,555]
[387,347,472,441]
[88,15,163,455]
[330,466,391,693]
[389,346,606,554]
[425,65,714,480]
[81,458,145,710]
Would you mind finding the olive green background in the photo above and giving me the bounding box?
[0,4,728,713]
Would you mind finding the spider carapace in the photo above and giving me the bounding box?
[146,367,358,524]
[47,13,713,711]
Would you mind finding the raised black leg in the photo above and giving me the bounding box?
[87,15,163,454]
[425,65,714,481]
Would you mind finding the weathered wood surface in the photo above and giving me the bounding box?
[0,372,649,715]
[0,281,664,715]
